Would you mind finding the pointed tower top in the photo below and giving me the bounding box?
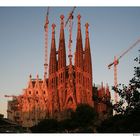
[77,14,81,21]
[84,22,90,51]
[60,15,64,28]
[52,23,56,29]
[77,14,81,30]
[84,22,92,74]
[60,15,64,27]
[85,22,89,38]
[52,23,56,39]
[60,14,64,20]
[49,23,57,75]
[60,15,64,40]
[75,13,83,69]
[85,22,89,28]
[76,14,82,40]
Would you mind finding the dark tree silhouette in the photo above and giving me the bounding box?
[71,104,97,127]
[98,50,140,133]
[31,104,97,133]
[113,50,140,115]
[31,119,58,133]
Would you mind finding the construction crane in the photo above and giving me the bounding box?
[108,39,140,103]
[65,7,76,64]
[4,94,23,123]
[4,94,23,107]
[44,7,49,79]
[4,95,19,100]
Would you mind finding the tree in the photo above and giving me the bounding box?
[98,50,140,133]
[71,104,97,127]
[31,104,97,133]
[31,119,58,133]
[113,50,140,115]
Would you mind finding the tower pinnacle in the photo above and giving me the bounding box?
[49,23,57,75]
[85,22,89,39]
[58,15,66,111]
[75,14,83,69]
[77,14,81,27]
[60,15,64,27]
[52,23,56,40]
[58,15,66,70]
[83,22,93,106]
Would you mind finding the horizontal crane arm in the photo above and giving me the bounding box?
[4,95,17,98]
[108,62,114,69]
[118,39,140,60]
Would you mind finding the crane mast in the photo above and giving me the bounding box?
[114,56,118,103]
[108,39,140,103]
[44,7,49,79]
[65,7,76,64]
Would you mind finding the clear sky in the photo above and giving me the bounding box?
[0,7,140,117]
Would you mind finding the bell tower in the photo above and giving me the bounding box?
[83,23,93,106]
[74,14,84,104]
[48,24,59,117]
[58,15,66,111]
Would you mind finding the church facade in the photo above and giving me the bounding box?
[7,14,111,128]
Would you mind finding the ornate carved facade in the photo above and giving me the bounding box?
[7,14,111,128]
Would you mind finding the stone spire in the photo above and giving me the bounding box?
[58,15,66,70]
[83,23,93,107]
[84,23,92,74]
[74,14,84,104]
[58,15,66,111]
[74,14,83,69]
[49,24,57,75]
[48,24,59,117]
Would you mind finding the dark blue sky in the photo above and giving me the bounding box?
[0,7,140,116]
